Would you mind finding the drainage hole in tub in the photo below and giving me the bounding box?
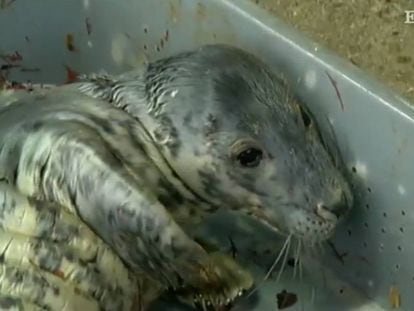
[400,227,405,233]
[383,212,387,218]
[381,227,386,234]
[367,187,372,193]
[395,264,400,271]
[339,288,345,295]
[365,203,370,210]
[143,44,148,51]
[363,222,369,228]
[397,245,402,252]
[144,26,149,34]
[363,241,368,248]
[351,166,357,173]
[401,210,406,216]
[155,45,161,52]
[347,229,352,236]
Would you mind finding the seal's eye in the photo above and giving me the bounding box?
[237,148,263,168]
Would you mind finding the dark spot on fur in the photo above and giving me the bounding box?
[0,297,21,308]
[269,174,278,182]
[203,114,219,138]
[89,115,116,135]
[31,121,44,131]
[157,178,185,207]
[183,111,193,127]
[12,166,18,185]
[125,124,148,155]
[198,168,222,197]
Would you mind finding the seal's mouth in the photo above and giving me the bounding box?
[246,205,340,243]
[247,207,282,234]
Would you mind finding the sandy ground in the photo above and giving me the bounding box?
[253,0,414,104]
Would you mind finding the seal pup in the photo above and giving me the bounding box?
[0,44,353,310]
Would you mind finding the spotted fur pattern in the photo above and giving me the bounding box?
[0,83,252,310]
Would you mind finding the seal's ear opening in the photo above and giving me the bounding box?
[298,104,313,129]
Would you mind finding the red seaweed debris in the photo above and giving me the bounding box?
[325,70,345,112]
[276,290,298,309]
[64,65,79,83]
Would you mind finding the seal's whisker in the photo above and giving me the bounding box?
[298,239,307,281]
[275,235,291,283]
[310,286,316,305]
[264,234,292,282]
[293,238,302,279]
[245,234,292,299]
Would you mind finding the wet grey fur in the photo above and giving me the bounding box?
[0,44,353,309]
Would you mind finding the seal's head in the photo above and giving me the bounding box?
[136,44,353,244]
[86,44,353,245]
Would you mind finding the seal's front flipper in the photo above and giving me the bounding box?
[5,117,210,291]
[0,181,138,311]
[28,119,252,307]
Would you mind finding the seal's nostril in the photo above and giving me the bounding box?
[331,191,349,218]
[315,203,337,222]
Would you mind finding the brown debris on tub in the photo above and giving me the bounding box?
[276,290,298,309]
[65,34,77,52]
[0,79,32,91]
[85,17,92,35]
[6,80,27,90]
[124,32,132,40]
[327,240,347,265]
[0,73,6,89]
[325,70,345,112]
[3,51,23,62]
[196,2,206,20]
[389,285,401,309]
[169,1,179,23]
[227,235,238,259]
[0,64,20,71]
[0,0,16,9]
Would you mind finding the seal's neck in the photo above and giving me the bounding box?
[75,72,217,218]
